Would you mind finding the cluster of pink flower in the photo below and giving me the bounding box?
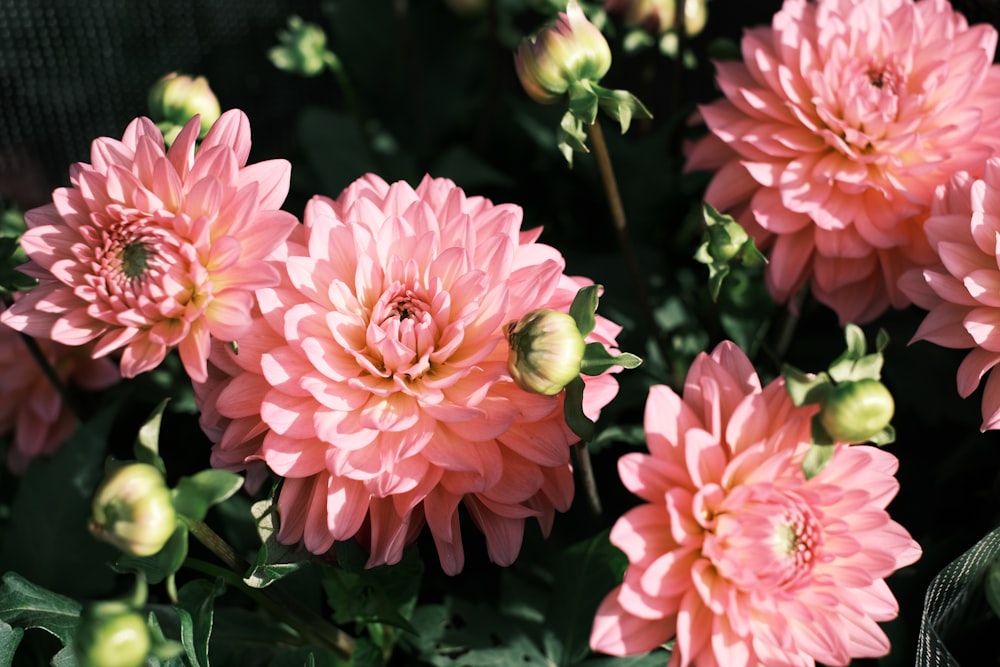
[14,0,1000,662]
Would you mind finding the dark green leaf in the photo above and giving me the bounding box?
[113,525,189,585]
[49,645,78,667]
[569,285,601,337]
[563,376,595,441]
[0,409,117,598]
[244,499,310,589]
[0,618,24,667]
[0,573,81,645]
[546,531,628,666]
[348,637,382,667]
[176,578,225,667]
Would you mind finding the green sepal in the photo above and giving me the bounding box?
[134,399,170,476]
[826,323,888,383]
[593,85,652,134]
[171,470,244,523]
[557,111,589,167]
[564,376,595,441]
[580,342,642,376]
[869,424,896,446]
[569,284,600,337]
[802,443,834,480]
[782,365,832,407]
[567,80,600,125]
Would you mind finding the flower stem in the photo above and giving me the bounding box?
[573,441,603,522]
[18,332,80,420]
[586,121,671,368]
[185,518,355,658]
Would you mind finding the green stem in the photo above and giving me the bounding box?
[323,52,385,173]
[585,121,672,368]
[185,519,355,658]
[573,441,603,523]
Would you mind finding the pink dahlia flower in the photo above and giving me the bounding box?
[900,157,1000,431]
[0,310,120,474]
[590,341,920,666]
[685,0,1000,325]
[0,110,298,382]
[197,174,622,574]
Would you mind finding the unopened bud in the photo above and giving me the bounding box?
[819,379,895,444]
[515,0,612,103]
[74,605,151,667]
[269,15,330,77]
[147,73,221,139]
[606,0,708,37]
[507,309,586,395]
[90,463,176,557]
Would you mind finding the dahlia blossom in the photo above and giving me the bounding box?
[0,109,298,382]
[900,158,1000,431]
[590,341,920,666]
[0,314,119,474]
[685,0,1000,324]
[197,174,622,574]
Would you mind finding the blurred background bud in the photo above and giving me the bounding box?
[147,72,221,142]
[90,462,177,557]
[73,604,151,667]
[268,15,331,77]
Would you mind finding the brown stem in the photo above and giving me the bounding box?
[585,121,672,368]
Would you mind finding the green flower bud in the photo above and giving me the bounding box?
[90,463,176,557]
[515,0,612,104]
[269,15,330,77]
[147,72,221,139]
[610,0,708,37]
[506,309,586,395]
[819,379,895,444]
[74,606,150,667]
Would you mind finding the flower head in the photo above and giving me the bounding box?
[590,341,920,666]
[515,0,612,103]
[685,0,1000,324]
[0,310,119,474]
[197,174,622,574]
[900,157,1000,431]
[0,109,299,382]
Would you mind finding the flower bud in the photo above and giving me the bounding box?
[147,73,221,139]
[90,463,176,557]
[269,15,330,77]
[507,309,586,395]
[74,606,151,667]
[606,0,708,37]
[515,0,612,103]
[819,379,895,444]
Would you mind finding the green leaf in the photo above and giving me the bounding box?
[569,285,601,337]
[49,645,78,667]
[0,573,81,645]
[0,619,23,667]
[113,525,189,585]
[0,409,118,598]
[546,531,629,666]
[563,376,595,441]
[244,499,310,589]
[135,399,170,475]
[580,342,642,376]
[172,470,244,522]
[176,579,225,667]
[347,637,382,667]
[985,555,1000,621]
[801,443,834,480]
[321,541,422,634]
